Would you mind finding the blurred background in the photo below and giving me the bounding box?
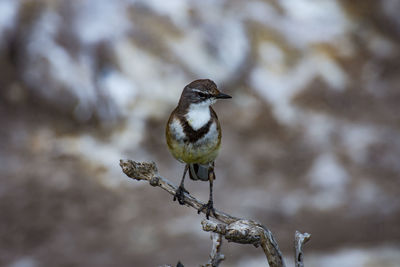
[1,0,400,266]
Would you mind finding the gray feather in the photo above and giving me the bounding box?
[189,163,209,181]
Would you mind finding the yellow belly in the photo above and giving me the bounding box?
[167,139,220,164]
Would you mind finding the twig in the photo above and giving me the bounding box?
[159,262,184,267]
[294,231,311,267]
[120,160,309,267]
[201,233,225,267]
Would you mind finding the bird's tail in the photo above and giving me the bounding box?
[188,163,209,181]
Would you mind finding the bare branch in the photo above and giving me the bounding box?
[294,231,311,267]
[120,160,309,267]
[119,160,239,224]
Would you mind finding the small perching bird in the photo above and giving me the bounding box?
[166,79,231,218]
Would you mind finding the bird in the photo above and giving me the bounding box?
[166,79,231,218]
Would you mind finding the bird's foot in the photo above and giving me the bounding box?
[198,200,216,219]
[173,185,189,205]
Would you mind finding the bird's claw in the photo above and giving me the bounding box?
[173,185,189,205]
[198,200,216,219]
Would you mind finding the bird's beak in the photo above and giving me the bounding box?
[215,92,232,99]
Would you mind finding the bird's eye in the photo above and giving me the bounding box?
[197,92,207,98]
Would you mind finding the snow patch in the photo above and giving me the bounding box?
[168,18,248,82]
[73,0,131,44]
[340,124,377,163]
[0,0,19,43]
[309,153,348,189]
[307,153,349,209]
[99,70,138,112]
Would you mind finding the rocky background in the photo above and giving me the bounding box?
[1,0,400,266]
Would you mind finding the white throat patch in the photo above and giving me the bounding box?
[185,100,215,130]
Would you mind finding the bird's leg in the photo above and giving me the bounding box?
[174,164,189,205]
[198,163,217,219]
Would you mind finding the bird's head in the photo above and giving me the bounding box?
[179,79,231,108]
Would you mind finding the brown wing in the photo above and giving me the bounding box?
[165,107,178,149]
